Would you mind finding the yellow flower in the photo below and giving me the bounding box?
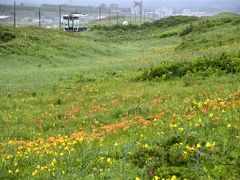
[32,170,38,176]
[171,175,177,180]
[16,151,23,157]
[62,170,65,174]
[144,144,149,148]
[60,152,64,156]
[52,158,57,163]
[197,144,201,148]
[154,175,160,180]
[206,142,215,149]
[76,137,83,142]
[186,145,196,152]
[182,151,188,158]
[178,128,184,132]
[8,169,13,174]
[107,158,113,164]
[15,169,20,173]
[183,151,188,155]
[135,177,141,180]
[99,157,104,161]
[197,102,203,107]
[227,124,231,128]
[170,124,177,128]
[209,113,214,118]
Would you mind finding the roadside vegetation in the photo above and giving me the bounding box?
[0,13,240,179]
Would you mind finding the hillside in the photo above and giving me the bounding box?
[0,14,240,179]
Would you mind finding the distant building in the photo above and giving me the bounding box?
[182,9,191,16]
[41,17,55,24]
[146,7,173,19]
[189,11,207,17]
[21,17,33,23]
[97,15,106,20]
[146,11,160,19]
[155,7,174,18]
[181,9,207,17]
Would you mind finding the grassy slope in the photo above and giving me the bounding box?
[0,14,240,179]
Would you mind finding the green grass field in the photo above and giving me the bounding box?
[0,13,240,179]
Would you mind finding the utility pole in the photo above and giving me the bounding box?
[99,6,102,21]
[39,8,41,28]
[117,12,119,24]
[140,2,143,23]
[59,5,62,29]
[108,9,111,23]
[13,1,16,27]
[130,13,132,24]
[140,10,142,23]
[135,12,136,23]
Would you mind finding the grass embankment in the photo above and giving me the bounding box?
[0,14,240,179]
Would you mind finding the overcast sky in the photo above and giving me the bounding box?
[1,0,240,9]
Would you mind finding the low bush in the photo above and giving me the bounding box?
[90,24,140,32]
[159,31,178,38]
[144,16,198,29]
[179,16,239,37]
[90,16,198,32]
[138,52,240,81]
[0,30,16,43]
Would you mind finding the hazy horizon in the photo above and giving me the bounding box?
[0,0,240,10]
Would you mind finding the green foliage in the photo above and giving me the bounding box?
[177,15,240,50]
[0,30,16,43]
[90,16,198,32]
[179,24,194,37]
[139,52,240,81]
[159,31,178,38]
[88,16,198,42]
[90,24,140,31]
[142,16,198,29]
[179,16,240,37]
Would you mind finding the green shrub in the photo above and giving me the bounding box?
[90,24,140,32]
[179,17,238,37]
[142,16,198,29]
[159,31,178,38]
[0,31,16,43]
[138,52,240,81]
[90,16,198,33]
[179,24,194,37]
